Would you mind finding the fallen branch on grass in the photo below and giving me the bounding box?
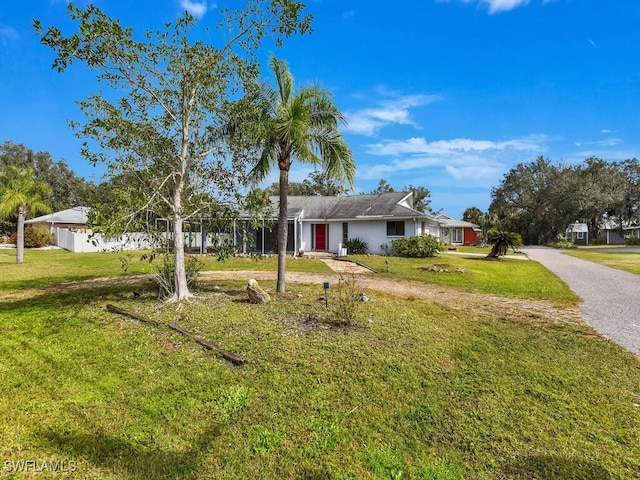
[106,303,159,326]
[105,303,246,365]
[168,323,246,365]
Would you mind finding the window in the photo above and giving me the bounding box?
[577,232,584,240]
[387,221,405,236]
[342,222,348,243]
[453,228,463,243]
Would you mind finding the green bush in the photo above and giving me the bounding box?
[591,236,607,246]
[343,238,368,255]
[625,235,640,245]
[17,225,54,248]
[390,234,440,258]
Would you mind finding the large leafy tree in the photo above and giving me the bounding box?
[35,2,311,301]
[490,156,572,244]
[0,141,92,212]
[246,56,354,293]
[0,167,51,264]
[491,156,639,244]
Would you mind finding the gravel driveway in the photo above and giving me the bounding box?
[522,246,640,356]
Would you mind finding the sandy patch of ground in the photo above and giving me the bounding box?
[199,270,585,327]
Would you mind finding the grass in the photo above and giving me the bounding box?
[563,248,640,275]
[1,250,638,478]
[0,248,332,295]
[349,253,579,304]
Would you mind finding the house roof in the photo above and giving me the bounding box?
[566,222,588,233]
[272,192,432,221]
[25,206,90,225]
[434,213,479,229]
[600,218,639,231]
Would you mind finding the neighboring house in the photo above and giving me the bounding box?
[26,206,151,253]
[433,213,480,246]
[566,222,589,246]
[598,219,640,245]
[240,192,440,256]
[25,206,91,232]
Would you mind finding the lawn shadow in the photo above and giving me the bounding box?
[0,278,156,315]
[502,454,613,479]
[38,424,222,479]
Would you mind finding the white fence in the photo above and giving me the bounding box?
[54,228,152,253]
[53,228,230,253]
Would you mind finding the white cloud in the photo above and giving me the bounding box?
[588,39,598,48]
[574,138,622,148]
[446,164,501,180]
[0,26,19,44]
[483,0,530,14]
[441,0,533,14]
[357,134,549,187]
[180,0,209,18]
[345,92,441,136]
[366,135,548,157]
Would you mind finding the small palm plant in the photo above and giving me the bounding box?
[486,230,523,259]
[0,167,51,264]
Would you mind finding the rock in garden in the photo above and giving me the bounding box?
[356,292,370,302]
[247,278,270,304]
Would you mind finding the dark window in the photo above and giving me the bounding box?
[386,221,405,236]
[342,222,348,243]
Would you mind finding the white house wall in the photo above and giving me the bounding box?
[346,219,420,255]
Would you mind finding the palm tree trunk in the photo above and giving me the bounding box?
[16,206,25,264]
[277,167,289,293]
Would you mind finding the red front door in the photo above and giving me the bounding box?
[315,224,326,250]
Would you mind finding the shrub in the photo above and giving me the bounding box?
[390,234,440,258]
[591,236,607,246]
[343,238,368,255]
[19,225,54,248]
[487,230,522,257]
[151,252,203,299]
[331,274,363,326]
[625,235,640,246]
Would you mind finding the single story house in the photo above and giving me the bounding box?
[25,206,151,253]
[242,192,441,256]
[566,222,589,246]
[36,194,479,255]
[25,206,91,232]
[433,213,480,246]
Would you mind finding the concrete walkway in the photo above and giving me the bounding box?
[522,246,640,356]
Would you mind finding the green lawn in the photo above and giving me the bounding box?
[1,250,638,479]
[563,248,640,275]
[0,248,331,295]
[348,253,579,304]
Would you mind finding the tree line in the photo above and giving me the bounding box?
[488,156,640,245]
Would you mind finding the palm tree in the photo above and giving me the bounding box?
[486,229,523,259]
[0,167,51,264]
[248,56,355,292]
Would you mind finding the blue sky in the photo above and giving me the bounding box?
[2,0,640,218]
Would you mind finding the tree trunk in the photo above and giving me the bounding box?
[16,206,25,264]
[277,166,289,293]
[172,209,190,301]
[171,177,190,301]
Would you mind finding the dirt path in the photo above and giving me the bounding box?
[199,270,585,327]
